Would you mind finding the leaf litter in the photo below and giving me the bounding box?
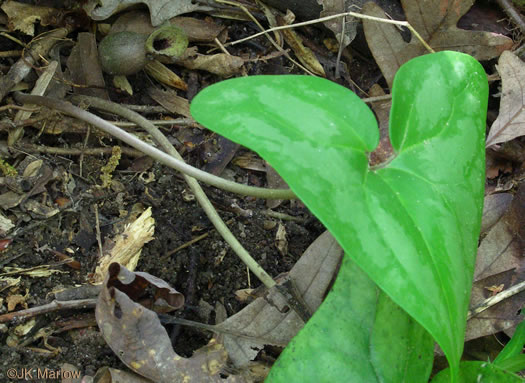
[0,0,522,381]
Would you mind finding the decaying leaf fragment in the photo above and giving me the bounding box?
[362,0,513,87]
[96,263,244,382]
[486,51,525,147]
[1,1,57,36]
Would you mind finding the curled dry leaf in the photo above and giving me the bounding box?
[178,53,244,77]
[486,51,525,147]
[96,263,244,382]
[277,14,326,77]
[362,0,513,87]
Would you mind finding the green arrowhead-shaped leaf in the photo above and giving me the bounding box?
[190,51,487,375]
[267,255,434,381]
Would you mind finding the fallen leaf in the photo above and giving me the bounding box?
[93,367,151,382]
[83,0,213,27]
[148,87,191,117]
[362,0,513,87]
[178,53,244,77]
[66,32,109,99]
[1,1,57,36]
[466,269,525,342]
[319,0,358,48]
[144,60,188,91]
[215,231,343,367]
[481,193,513,235]
[486,51,525,147]
[96,263,242,382]
[475,184,525,282]
[277,13,326,77]
[265,162,289,209]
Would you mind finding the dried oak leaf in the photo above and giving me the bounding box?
[486,51,525,147]
[83,0,213,27]
[362,0,513,87]
[96,263,243,383]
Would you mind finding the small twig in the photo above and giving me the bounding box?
[362,94,392,103]
[158,314,287,346]
[120,104,170,114]
[0,299,97,324]
[467,280,525,320]
[80,126,90,177]
[262,209,306,223]
[111,118,195,128]
[0,104,40,112]
[94,204,104,260]
[228,11,435,54]
[214,37,231,55]
[15,143,144,157]
[166,232,209,256]
[497,0,525,34]
[334,15,346,79]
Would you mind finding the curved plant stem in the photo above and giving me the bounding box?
[14,92,277,289]
[13,93,294,200]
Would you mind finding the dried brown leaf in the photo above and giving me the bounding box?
[66,33,109,99]
[319,0,358,47]
[487,51,525,147]
[481,193,513,235]
[475,184,525,282]
[147,87,191,118]
[96,263,243,382]
[216,231,343,367]
[178,53,244,77]
[277,14,326,77]
[83,0,212,27]
[1,1,57,36]
[363,0,513,87]
[466,269,525,342]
